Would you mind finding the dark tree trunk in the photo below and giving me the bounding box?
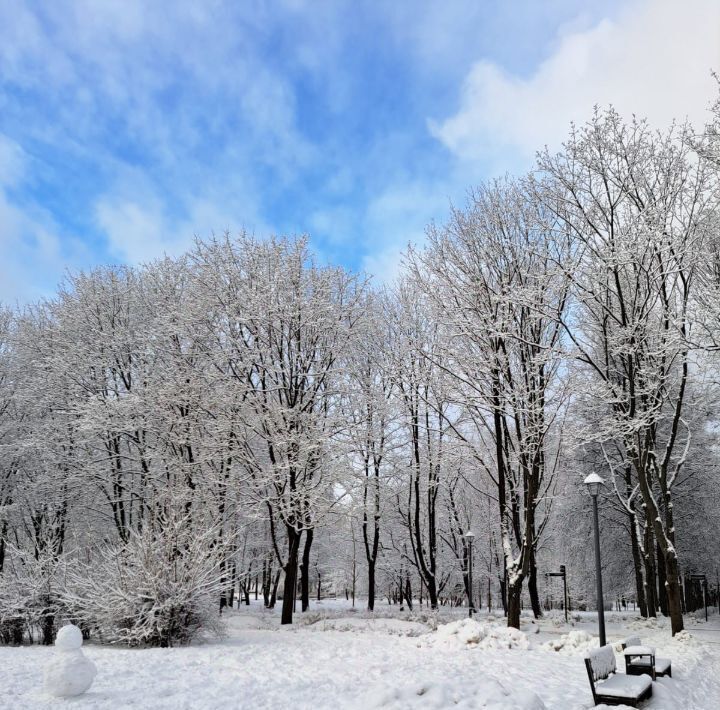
[405,574,413,611]
[528,551,542,619]
[643,522,657,617]
[219,558,228,612]
[665,554,684,635]
[362,456,381,613]
[630,515,648,617]
[228,562,237,609]
[262,558,271,607]
[281,527,301,624]
[0,519,6,574]
[41,610,54,646]
[656,540,668,616]
[300,528,314,612]
[507,580,522,629]
[367,560,376,611]
[269,569,281,609]
[499,572,508,615]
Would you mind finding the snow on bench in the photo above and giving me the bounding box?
[621,635,672,679]
[584,644,652,707]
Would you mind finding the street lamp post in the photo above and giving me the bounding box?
[465,531,475,617]
[584,473,606,647]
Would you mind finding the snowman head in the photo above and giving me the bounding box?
[55,624,83,651]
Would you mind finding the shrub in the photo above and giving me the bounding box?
[0,548,65,645]
[63,510,228,647]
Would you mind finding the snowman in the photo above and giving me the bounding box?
[44,624,97,698]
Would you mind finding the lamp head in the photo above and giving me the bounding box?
[584,472,604,497]
[464,530,475,541]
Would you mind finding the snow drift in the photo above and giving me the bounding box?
[424,618,530,651]
[359,676,546,709]
[541,629,598,655]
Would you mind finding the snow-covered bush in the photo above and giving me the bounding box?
[0,547,67,645]
[63,510,228,647]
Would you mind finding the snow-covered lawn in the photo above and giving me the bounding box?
[3,601,720,709]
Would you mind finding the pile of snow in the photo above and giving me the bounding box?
[304,616,427,637]
[424,618,530,651]
[358,677,546,709]
[542,629,597,655]
[542,610,570,628]
[629,616,664,631]
[671,630,695,644]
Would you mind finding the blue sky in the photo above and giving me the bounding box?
[0,0,718,303]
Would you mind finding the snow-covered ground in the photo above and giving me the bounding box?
[3,600,720,709]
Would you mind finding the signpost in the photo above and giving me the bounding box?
[690,574,708,622]
[546,565,569,622]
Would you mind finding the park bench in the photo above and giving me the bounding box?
[584,645,652,707]
[621,636,672,680]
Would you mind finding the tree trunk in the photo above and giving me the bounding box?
[664,554,684,635]
[630,514,648,617]
[500,573,508,615]
[262,558,271,607]
[219,558,228,612]
[269,569,281,609]
[528,551,542,619]
[300,528,314,612]
[0,520,7,574]
[41,607,55,646]
[643,522,657,617]
[281,527,301,624]
[507,580,522,629]
[367,560,376,611]
[656,539,668,616]
[405,574,413,611]
[228,562,237,609]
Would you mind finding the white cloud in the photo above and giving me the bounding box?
[356,179,450,283]
[431,0,720,169]
[0,134,25,187]
[0,132,95,304]
[0,189,76,305]
[95,198,172,265]
[361,245,405,286]
[94,179,271,266]
[0,1,320,271]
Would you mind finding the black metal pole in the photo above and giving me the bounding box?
[591,493,606,646]
[562,566,568,623]
[468,538,474,618]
